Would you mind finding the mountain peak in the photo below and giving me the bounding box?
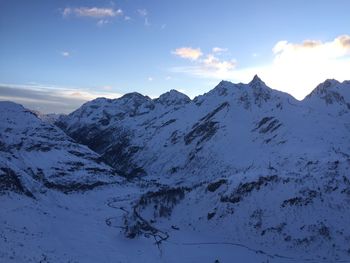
[302,78,350,112]
[0,100,25,111]
[306,79,341,99]
[316,79,339,91]
[249,74,265,85]
[120,92,149,101]
[155,89,191,106]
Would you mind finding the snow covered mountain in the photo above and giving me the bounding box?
[1,76,349,262]
[57,76,349,183]
[303,79,350,116]
[0,101,121,197]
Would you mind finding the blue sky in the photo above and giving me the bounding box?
[0,0,350,113]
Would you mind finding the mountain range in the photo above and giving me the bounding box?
[1,76,349,262]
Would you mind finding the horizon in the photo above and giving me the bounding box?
[1,0,350,113]
[0,75,344,115]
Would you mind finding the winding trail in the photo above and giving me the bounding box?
[104,194,350,263]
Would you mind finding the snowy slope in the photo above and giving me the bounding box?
[57,76,350,260]
[0,101,121,197]
[58,76,349,183]
[1,76,350,262]
[302,79,350,121]
[1,183,299,263]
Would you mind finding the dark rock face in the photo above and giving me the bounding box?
[253,117,282,134]
[137,187,187,218]
[0,168,34,198]
[184,102,229,146]
[207,179,227,192]
[62,123,145,178]
[123,187,187,240]
[281,189,320,207]
[221,175,279,204]
[101,139,146,178]
[43,180,107,194]
[184,121,218,146]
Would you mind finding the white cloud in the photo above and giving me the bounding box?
[61,51,70,57]
[144,17,150,26]
[148,77,153,81]
[171,47,236,79]
[62,7,72,16]
[137,9,150,26]
[124,16,131,21]
[212,47,227,53]
[203,54,236,72]
[171,35,350,100]
[172,47,203,60]
[137,9,148,17]
[63,7,123,18]
[97,19,109,26]
[260,35,350,99]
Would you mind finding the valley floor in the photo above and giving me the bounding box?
[1,185,347,263]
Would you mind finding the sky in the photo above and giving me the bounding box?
[0,0,350,113]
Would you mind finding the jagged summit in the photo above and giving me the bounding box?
[213,75,269,94]
[249,74,264,84]
[204,80,240,97]
[249,74,270,90]
[303,79,350,112]
[214,75,265,90]
[191,76,295,110]
[217,80,234,86]
[74,77,350,115]
[308,79,340,96]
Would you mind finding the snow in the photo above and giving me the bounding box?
[1,188,326,263]
[1,76,350,262]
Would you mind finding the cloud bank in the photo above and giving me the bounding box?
[171,35,350,100]
[63,7,123,18]
[172,47,236,79]
[172,47,203,60]
[0,84,122,114]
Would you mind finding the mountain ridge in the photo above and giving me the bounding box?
[0,77,349,262]
[55,75,348,116]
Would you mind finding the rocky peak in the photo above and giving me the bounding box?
[248,75,271,105]
[118,92,153,109]
[303,79,350,112]
[120,92,149,102]
[155,90,191,106]
[249,74,264,85]
[210,80,238,97]
[0,101,40,126]
[307,79,340,97]
[248,74,269,90]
